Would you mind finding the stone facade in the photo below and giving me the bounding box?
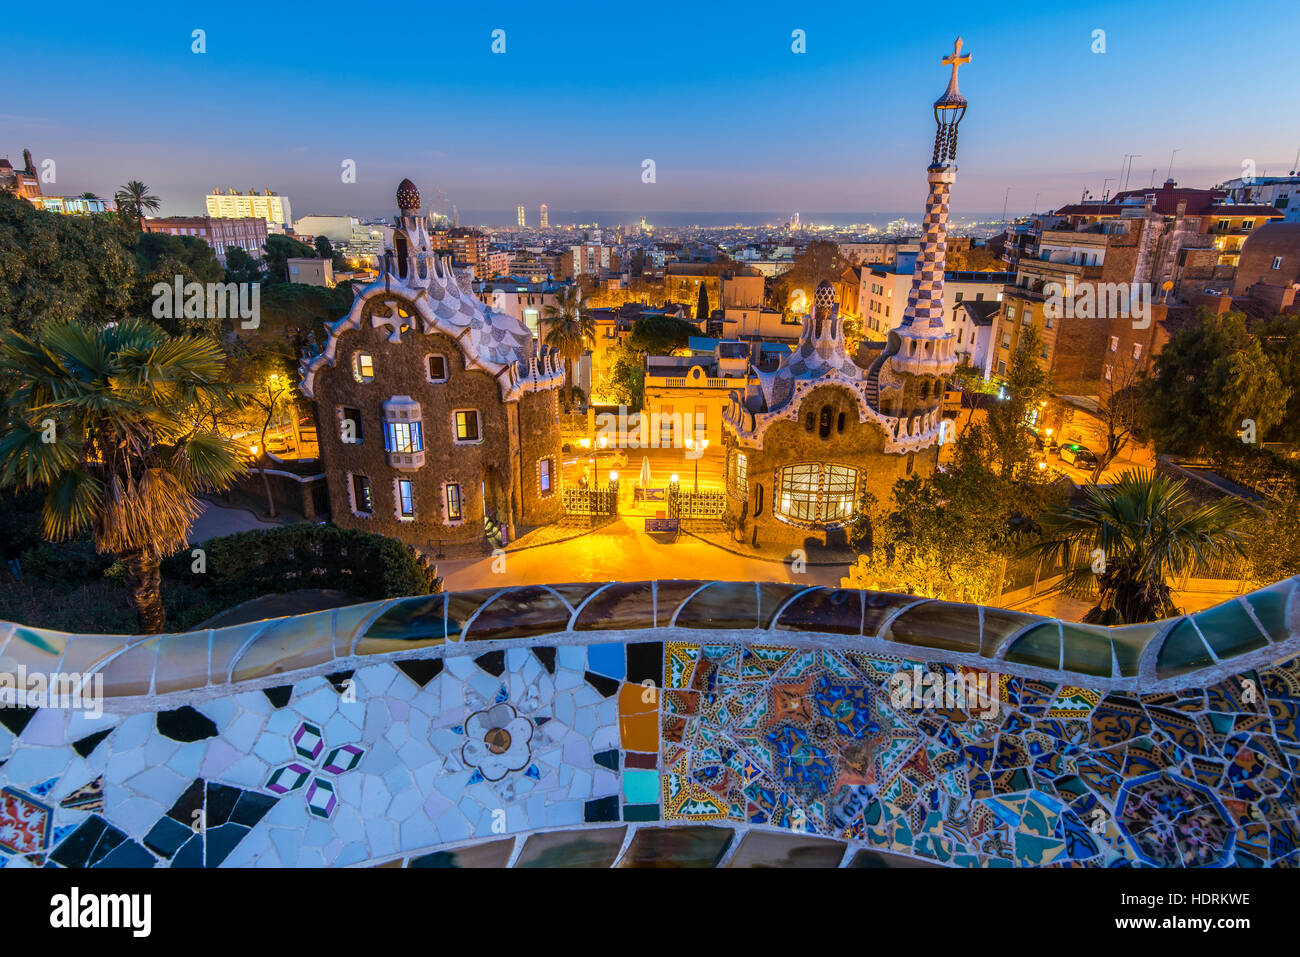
[301,179,565,549]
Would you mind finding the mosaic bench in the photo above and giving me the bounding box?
[0,578,1296,867]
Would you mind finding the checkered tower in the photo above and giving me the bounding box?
[899,37,971,332]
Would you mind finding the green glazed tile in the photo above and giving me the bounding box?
[1191,600,1268,661]
[1155,618,1215,679]
[1004,623,1060,670]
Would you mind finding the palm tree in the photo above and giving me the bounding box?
[1022,469,1246,624]
[0,320,248,633]
[113,180,161,231]
[540,284,594,410]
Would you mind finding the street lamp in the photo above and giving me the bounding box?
[683,436,708,492]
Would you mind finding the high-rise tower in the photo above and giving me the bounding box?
[516,204,526,227]
[539,204,548,228]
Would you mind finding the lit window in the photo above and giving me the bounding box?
[455,410,481,442]
[427,354,448,382]
[351,474,373,515]
[384,420,423,454]
[1132,343,1142,360]
[353,353,374,382]
[1110,336,1118,352]
[446,483,463,521]
[1273,256,1283,270]
[396,479,415,519]
[775,464,857,525]
[733,452,748,495]
[540,458,553,493]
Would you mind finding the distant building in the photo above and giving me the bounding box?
[0,149,41,199]
[141,215,267,264]
[516,204,526,227]
[539,204,548,228]
[294,215,358,243]
[644,340,753,448]
[287,257,335,287]
[206,188,293,229]
[472,278,567,336]
[31,195,111,215]
[1218,175,1300,223]
[563,243,620,280]
[1233,221,1300,308]
[948,300,1000,379]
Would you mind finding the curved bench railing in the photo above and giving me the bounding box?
[1,577,1296,702]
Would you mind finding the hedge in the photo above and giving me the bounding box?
[162,523,439,607]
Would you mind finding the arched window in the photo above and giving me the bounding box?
[804,411,815,432]
[836,411,846,433]
[818,405,833,438]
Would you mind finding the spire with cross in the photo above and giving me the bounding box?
[941,37,971,100]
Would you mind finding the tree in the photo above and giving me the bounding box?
[1090,357,1148,481]
[843,423,1062,603]
[226,350,298,517]
[770,240,845,315]
[113,180,161,232]
[695,282,710,322]
[224,246,264,285]
[0,192,136,334]
[1242,490,1300,588]
[1022,469,1246,624]
[314,235,334,260]
[0,319,248,633]
[596,339,646,410]
[1146,310,1290,460]
[540,284,594,410]
[262,234,316,283]
[986,324,1049,478]
[628,314,699,355]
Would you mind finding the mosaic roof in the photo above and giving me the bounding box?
[0,577,1295,867]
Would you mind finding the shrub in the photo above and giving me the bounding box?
[161,523,439,607]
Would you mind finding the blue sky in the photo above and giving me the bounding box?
[3,0,1297,221]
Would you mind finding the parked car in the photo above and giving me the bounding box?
[1059,442,1098,469]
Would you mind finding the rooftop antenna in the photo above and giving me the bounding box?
[1149,168,1157,188]
[1122,154,1142,192]
[1032,191,1040,213]
[1167,148,1181,182]
[1101,178,1115,203]
[1001,186,1011,222]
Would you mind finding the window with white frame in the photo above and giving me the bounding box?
[445,483,464,522]
[350,474,373,515]
[427,354,448,382]
[1273,256,1283,270]
[539,458,553,494]
[454,410,481,442]
[352,352,374,383]
[384,419,423,454]
[395,479,415,520]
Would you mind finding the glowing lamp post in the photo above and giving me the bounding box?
[683,436,708,492]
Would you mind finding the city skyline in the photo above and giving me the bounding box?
[5,0,1299,219]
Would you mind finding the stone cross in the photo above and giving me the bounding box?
[942,37,971,90]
